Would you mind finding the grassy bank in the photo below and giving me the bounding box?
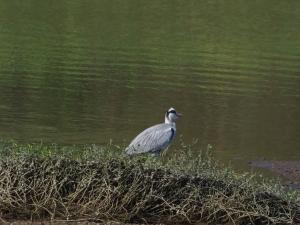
[0,141,299,224]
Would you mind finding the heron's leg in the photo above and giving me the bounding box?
[160,147,169,157]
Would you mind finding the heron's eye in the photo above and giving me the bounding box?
[168,110,176,114]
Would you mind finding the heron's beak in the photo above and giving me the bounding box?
[177,112,183,117]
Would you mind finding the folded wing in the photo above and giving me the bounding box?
[125,124,175,155]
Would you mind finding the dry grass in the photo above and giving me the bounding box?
[0,141,299,224]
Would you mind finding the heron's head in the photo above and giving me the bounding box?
[165,107,182,124]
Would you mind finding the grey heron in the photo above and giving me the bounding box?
[125,107,182,156]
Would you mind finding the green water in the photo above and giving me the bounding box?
[0,0,300,167]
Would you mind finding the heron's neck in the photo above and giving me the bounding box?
[165,117,176,127]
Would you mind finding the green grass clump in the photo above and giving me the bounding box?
[0,141,299,224]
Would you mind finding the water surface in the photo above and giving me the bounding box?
[0,0,300,169]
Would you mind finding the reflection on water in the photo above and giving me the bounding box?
[0,0,300,168]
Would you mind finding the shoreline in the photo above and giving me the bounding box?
[249,160,300,190]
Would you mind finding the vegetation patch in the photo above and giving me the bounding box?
[0,141,299,224]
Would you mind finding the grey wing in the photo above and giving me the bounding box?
[125,124,175,155]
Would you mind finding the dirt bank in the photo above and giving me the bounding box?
[4,220,139,225]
